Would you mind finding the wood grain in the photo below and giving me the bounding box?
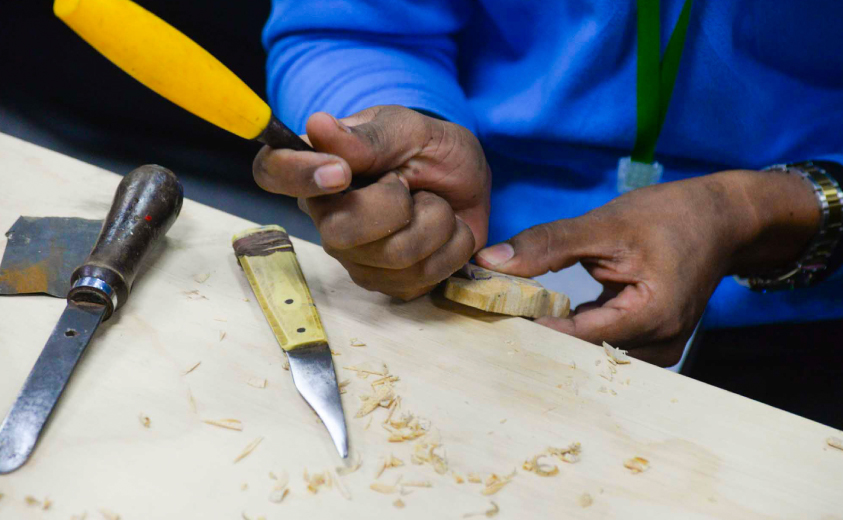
[444,263,570,318]
[0,133,841,519]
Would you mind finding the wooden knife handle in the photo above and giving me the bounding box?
[68,165,183,319]
[232,225,328,351]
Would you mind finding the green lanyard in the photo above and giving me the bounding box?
[631,0,694,164]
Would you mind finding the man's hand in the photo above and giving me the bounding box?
[475,170,820,366]
[253,105,491,300]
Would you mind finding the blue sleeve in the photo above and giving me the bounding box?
[705,153,843,329]
[262,1,477,134]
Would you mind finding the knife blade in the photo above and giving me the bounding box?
[232,225,348,459]
[0,165,183,474]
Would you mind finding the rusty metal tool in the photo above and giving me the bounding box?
[0,165,183,474]
[232,226,348,459]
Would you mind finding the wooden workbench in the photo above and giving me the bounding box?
[0,132,841,519]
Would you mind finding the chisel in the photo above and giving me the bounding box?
[232,226,348,459]
[54,0,312,151]
[0,165,183,474]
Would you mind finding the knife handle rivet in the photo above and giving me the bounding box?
[64,330,78,338]
[285,299,294,304]
[297,327,306,333]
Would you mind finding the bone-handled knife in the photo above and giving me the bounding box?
[232,226,348,459]
[0,165,183,474]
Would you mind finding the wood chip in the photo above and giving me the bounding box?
[370,481,398,494]
[338,379,351,395]
[246,377,267,389]
[355,384,395,418]
[234,436,264,463]
[304,469,331,494]
[220,331,227,342]
[522,454,559,477]
[268,486,290,503]
[138,413,151,428]
[337,451,362,476]
[579,492,593,508]
[547,442,581,463]
[183,361,202,375]
[827,437,843,451]
[603,341,631,364]
[187,387,198,413]
[344,364,389,377]
[241,483,248,491]
[350,338,367,347]
[463,501,500,518]
[203,418,243,431]
[467,473,482,484]
[453,472,465,484]
[411,440,448,474]
[402,481,432,488]
[43,497,53,510]
[393,499,405,508]
[194,272,211,283]
[624,456,650,474]
[25,496,40,506]
[481,471,515,496]
[376,454,405,478]
[100,509,120,520]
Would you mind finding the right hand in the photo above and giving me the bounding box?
[253,105,491,300]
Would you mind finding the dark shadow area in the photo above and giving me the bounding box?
[684,320,843,430]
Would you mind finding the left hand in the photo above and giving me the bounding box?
[474,169,820,366]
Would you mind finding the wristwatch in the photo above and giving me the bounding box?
[735,160,843,291]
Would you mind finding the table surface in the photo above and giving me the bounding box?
[0,133,841,520]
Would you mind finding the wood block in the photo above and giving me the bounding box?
[443,263,570,319]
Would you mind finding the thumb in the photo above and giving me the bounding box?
[305,106,435,176]
[474,220,592,277]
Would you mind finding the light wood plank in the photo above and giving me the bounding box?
[0,133,841,519]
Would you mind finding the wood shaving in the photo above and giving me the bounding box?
[338,379,351,394]
[344,364,389,377]
[268,486,290,503]
[402,481,432,488]
[350,338,367,347]
[304,470,331,494]
[219,331,227,342]
[481,471,516,496]
[522,454,559,477]
[467,473,482,484]
[138,413,151,428]
[246,377,267,389]
[624,456,650,474]
[603,342,631,364]
[579,492,593,508]
[203,418,243,431]
[370,481,398,494]
[827,437,843,451]
[463,501,500,518]
[187,388,197,413]
[411,439,448,474]
[365,416,373,430]
[337,451,362,476]
[500,419,507,424]
[194,272,211,283]
[547,442,581,463]
[393,499,405,508]
[282,358,290,371]
[183,361,202,375]
[376,454,405,478]
[453,472,465,484]
[599,369,614,382]
[100,510,120,520]
[25,496,40,506]
[234,436,264,463]
[331,349,342,356]
[355,383,395,418]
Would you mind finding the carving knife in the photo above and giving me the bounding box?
[232,226,348,459]
[0,165,183,474]
[54,0,312,151]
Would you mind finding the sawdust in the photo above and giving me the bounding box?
[624,457,650,474]
[25,496,40,506]
[393,499,405,508]
[268,472,290,503]
[463,501,499,518]
[246,377,267,389]
[220,331,227,342]
[350,338,367,347]
[579,492,593,508]
[183,361,202,375]
[138,413,151,428]
[522,454,559,477]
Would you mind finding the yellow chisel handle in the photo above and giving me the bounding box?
[54,0,311,151]
[232,226,327,351]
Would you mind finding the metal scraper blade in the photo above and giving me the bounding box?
[0,301,106,473]
[286,343,348,459]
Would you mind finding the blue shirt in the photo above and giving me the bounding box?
[263,1,843,329]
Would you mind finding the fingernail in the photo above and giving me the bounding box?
[476,243,515,266]
[314,163,347,190]
[330,114,352,133]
